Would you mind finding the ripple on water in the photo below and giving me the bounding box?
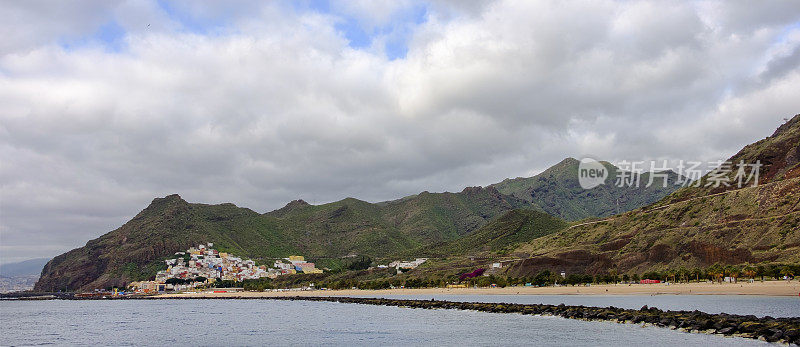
[0,299,779,346]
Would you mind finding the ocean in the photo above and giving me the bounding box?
[1,295,795,346]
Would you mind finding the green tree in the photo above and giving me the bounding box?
[532,270,552,286]
[677,267,688,283]
[707,264,724,283]
[690,268,702,282]
[346,256,372,271]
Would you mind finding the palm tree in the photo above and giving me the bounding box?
[742,265,756,281]
[691,267,702,282]
[666,269,677,283]
[728,266,740,283]
[708,264,724,283]
[678,266,689,283]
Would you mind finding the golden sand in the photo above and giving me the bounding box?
[156,280,800,299]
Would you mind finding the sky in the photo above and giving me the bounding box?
[1,0,799,265]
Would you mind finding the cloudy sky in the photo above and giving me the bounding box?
[1,0,799,264]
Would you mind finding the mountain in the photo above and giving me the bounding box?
[37,115,796,291]
[35,186,532,291]
[660,114,800,205]
[0,258,50,277]
[425,209,568,256]
[0,258,50,293]
[506,114,800,276]
[491,159,683,221]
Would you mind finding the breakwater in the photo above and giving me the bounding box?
[273,296,799,344]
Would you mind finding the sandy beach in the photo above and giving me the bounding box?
[157,280,800,299]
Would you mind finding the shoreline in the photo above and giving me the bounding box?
[157,281,800,299]
[4,283,798,344]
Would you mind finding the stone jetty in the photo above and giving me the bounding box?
[273,296,799,344]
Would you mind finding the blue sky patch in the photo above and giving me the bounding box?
[156,0,230,35]
[96,20,126,51]
[55,0,429,59]
[59,19,126,53]
[307,0,428,60]
[385,4,427,60]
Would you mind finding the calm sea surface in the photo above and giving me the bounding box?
[2,295,796,346]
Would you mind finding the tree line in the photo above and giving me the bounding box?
[200,263,798,291]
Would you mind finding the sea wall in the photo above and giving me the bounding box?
[274,296,799,344]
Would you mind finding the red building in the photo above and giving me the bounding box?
[640,279,661,284]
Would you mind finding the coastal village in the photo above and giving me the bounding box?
[127,244,427,294]
[129,244,320,293]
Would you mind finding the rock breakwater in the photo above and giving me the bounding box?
[275,296,800,344]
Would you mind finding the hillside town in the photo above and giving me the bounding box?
[129,244,322,293]
[124,243,431,294]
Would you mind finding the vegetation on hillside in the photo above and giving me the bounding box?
[35,114,800,292]
[509,114,800,276]
[492,158,684,221]
[423,209,568,256]
[35,186,533,291]
[660,113,800,204]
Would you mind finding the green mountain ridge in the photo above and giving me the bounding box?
[35,114,798,291]
[424,209,569,256]
[506,114,800,277]
[660,114,800,205]
[492,158,684,221]
[34,186,536,291]
[38,169,651,291]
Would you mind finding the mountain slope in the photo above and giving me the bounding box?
[375,186,531,244]
[660,114,800,205]
[427,209,568,256]
[507,114,800,276]
[35,195,300,291]
[492,159,683,221]
[35,187,528,291]
[36,114,797,291]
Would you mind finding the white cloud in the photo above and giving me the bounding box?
[1,0,799,263]
[0,0,122,54]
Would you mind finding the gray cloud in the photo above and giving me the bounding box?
[1,0,799,264]
[0,0,121,54]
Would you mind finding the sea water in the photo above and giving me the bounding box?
[1,296,789,346]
